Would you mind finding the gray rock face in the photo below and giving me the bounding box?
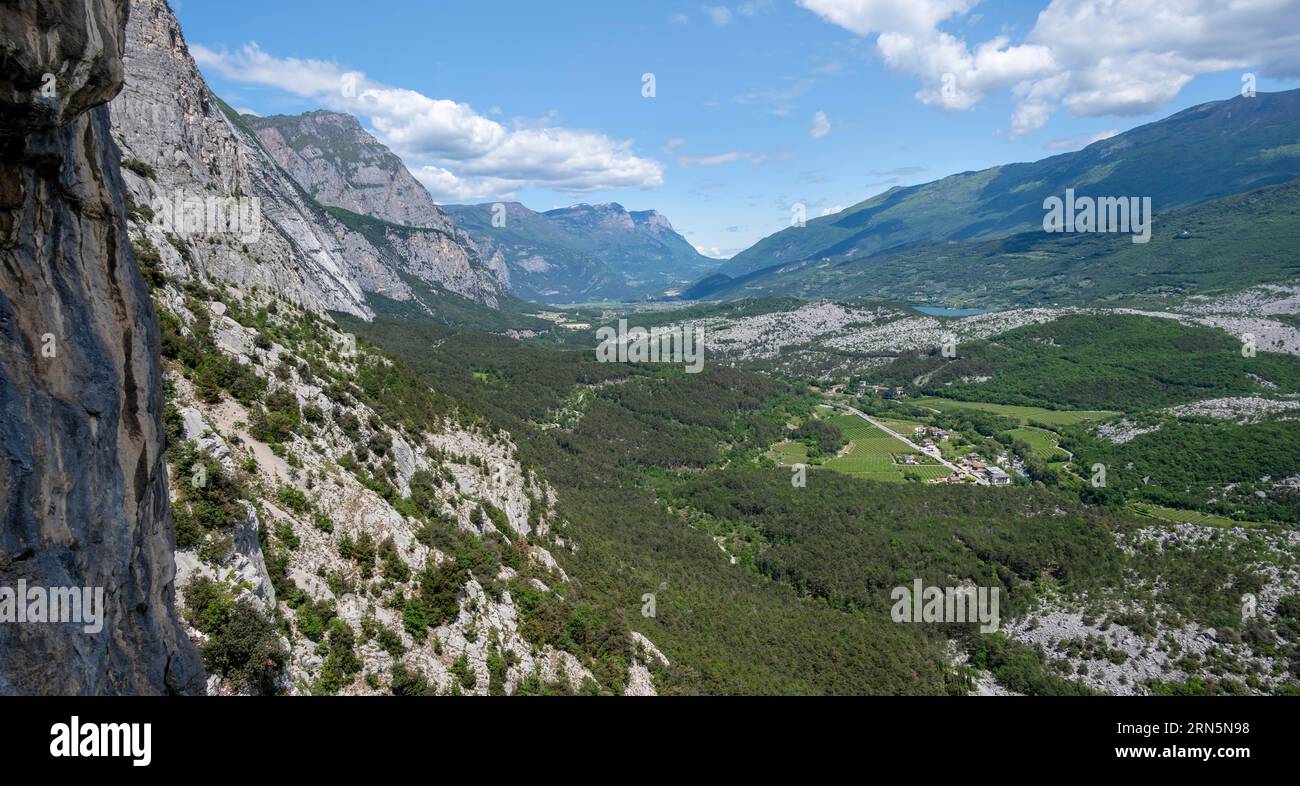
[0,0,124,134]
[107,0,507,315]
[175,502,275,609]
[248,110,510,308]
[108,0,373,317]
[250,110,449,229]
[0,0,204,695]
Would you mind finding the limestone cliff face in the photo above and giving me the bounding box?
[250,111,449,229]
[249,110,511,307]
[108,0,374,317]
[109,0,507,314]
[0,0,204,694]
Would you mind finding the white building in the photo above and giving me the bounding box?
[984,467,1011,486]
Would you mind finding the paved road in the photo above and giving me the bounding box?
[834,404,987,485]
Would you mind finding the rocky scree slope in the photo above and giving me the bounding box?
[152,277,667,694]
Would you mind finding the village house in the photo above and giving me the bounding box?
[984,467,1011,485]
[913,425,951,442]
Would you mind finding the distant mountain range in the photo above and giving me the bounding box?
[241,110,717,306]
[443,201,720,303]
[693,89,1300,304]
[687,176,1300,306]
[126,44,1300,316]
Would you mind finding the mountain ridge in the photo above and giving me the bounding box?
[443,200,720,303]
[249,109,454,231]
[714,89,1300,289]
[108,9,508,318]
[686,175,1300,306]
[240,107,717,306]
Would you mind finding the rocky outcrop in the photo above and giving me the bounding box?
[625,631,669,696]
[0,0,204,694]
[107,0,374,316]
[155,284,604,695]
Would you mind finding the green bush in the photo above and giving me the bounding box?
[390,663,431,696]
[122,157,157,180]
[380,536,411,583]
[170,442,251,548]
[182,576,285,695]
[403,559,463,637]
[315,618,361,695]
[275,484,309,514]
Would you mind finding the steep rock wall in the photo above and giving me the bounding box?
[0,0,204,694]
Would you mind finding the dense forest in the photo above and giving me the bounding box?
[1064,419,1300,523]
[867,313,1300,412]
[340,314,1298,695]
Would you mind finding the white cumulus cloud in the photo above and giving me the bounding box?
[810,110,832,138]
[796,0,1300,135]
[704,5,734,26]
[191,43,664,201]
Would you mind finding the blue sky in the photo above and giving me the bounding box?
[176,0,1300,259]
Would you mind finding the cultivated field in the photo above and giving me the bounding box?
[768,441,809,466]
[822,415,952,482]
[1004,426,1071,460]
[1129,501,1268,529]
[912,397,1117,427]
[876,417,930,435]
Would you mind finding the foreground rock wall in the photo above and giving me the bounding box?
[0,0,204,694]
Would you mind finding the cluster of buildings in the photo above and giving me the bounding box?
[862,383,906,399]
[958,452,1012,485]
[910,426,949,462]
[826,381,907,399]
[923,449,1012,486]
[912,425,951,443]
